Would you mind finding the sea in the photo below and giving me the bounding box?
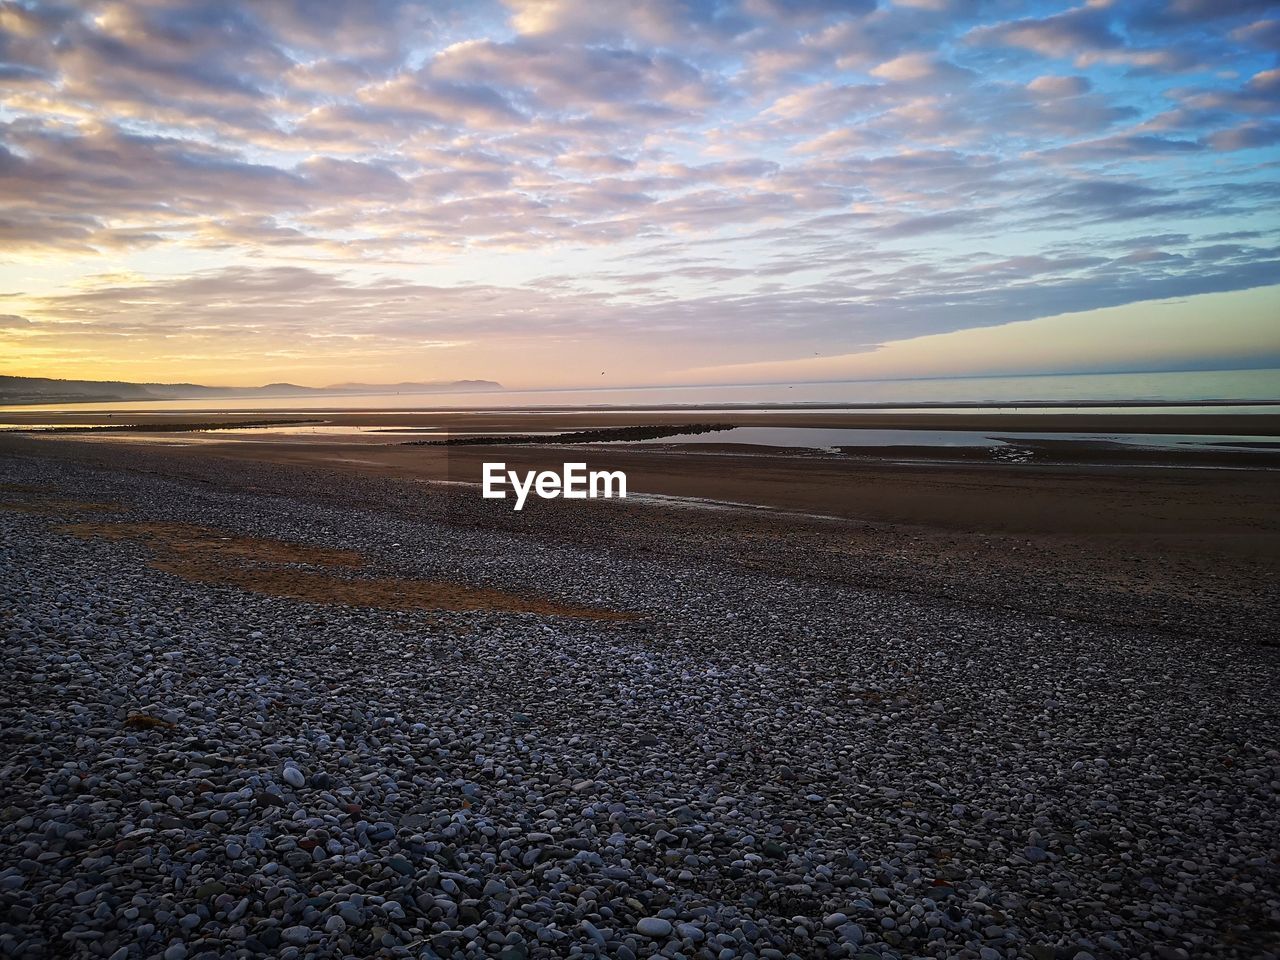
[2,368,1278,414]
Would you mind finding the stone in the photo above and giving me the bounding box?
[636,917,673,938]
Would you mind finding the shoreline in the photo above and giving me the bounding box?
[2,407,1278,434]
[4,432,1277,642]
[3,410,1278,475]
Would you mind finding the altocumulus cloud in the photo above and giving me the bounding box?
[1,0,1278,380]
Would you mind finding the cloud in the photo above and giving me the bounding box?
[871,53,974,85]
[504,0,748,45]
[1,0,1276,384]
[677,284,1280,383]
[966,5,1206,72]
[1132,0,1279,29]
[1027,75,1092,98]
[744,0,876,21]
[1041,180,1207,222]
[1205,121,1280,150]
[968,7,1123,60]
[359,74,527,128]
[1043,132,1203,160]
[1231,18,1280,49]
[879,211,985,238]
[432,38,724,119]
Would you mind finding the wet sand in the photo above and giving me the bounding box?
[3,408,1280,435]
[3,421,1277,645]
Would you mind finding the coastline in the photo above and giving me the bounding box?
[3,427,1277,645]
[4,408,1280,435]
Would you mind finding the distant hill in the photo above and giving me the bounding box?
[323,381,500,394]
[0,375,502,405]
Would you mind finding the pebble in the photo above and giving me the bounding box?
[636,917,673,938]
[0,452,1275,960]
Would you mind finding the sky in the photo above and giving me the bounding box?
[1,0,1278,389]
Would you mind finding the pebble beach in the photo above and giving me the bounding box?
[2,445,1278,960]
